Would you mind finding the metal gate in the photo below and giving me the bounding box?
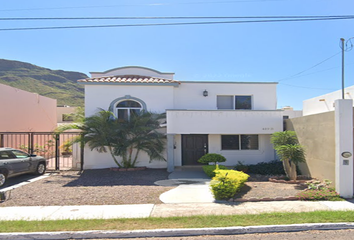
[0,132,83,171]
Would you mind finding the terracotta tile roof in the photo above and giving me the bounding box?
[78,75,180,84]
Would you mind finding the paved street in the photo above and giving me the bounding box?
[103,229,354,240]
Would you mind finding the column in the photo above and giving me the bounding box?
[335,99,353,198]
[167,134,175,172]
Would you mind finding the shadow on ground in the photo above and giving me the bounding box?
[0,174,39,190]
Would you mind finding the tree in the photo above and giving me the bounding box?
[111,111,166,168]
[57,109,166,168]
[271,131,306,180]
[198,153,226,165]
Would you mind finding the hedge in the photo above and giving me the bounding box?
[210,169,249,200]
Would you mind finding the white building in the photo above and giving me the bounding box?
[303,85,354,116]
[78,66,283,171]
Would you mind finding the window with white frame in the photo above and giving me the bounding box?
[221,135,259,150]
[217,95,252,110]
[116,100,142,121]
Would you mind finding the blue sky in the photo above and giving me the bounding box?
[1,0,353,110]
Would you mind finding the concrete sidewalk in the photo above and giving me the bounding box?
[0,201,354,221]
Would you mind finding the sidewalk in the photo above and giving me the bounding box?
[0,200,354,221]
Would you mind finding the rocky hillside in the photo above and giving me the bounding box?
[0,59,87,106]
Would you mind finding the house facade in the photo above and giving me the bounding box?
[78,66,283,171]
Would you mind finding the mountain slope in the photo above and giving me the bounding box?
[0,59,87,106]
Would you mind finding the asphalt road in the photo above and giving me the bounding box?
[100,229,354,240]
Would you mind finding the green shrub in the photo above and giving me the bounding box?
[198,153,226,165]
[202,165,229,178]
[235,160,301,175]
[210,169,249,200]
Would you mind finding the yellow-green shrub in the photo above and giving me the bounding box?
[210,169,249,200]
[202,165,229,178]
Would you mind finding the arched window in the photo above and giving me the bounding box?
[116,100,142,120]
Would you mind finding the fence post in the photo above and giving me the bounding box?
[27,133,34,154]
[80,133,84,171]
[0,134,3,147]
[55,134,60,170]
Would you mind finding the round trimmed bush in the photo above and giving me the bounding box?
[198,153,226,165]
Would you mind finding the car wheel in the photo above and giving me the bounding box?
[36,163,46,175]
[0,173,6,187]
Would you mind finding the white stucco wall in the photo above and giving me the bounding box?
[170,134,275,167]
[173,82,277,110]
[84,85,175,116]
[90,66,175,79]
[83,148,168,169]
[167,110,283,134]
[0,83,57,132]
[303,85,354,116]
[209,134,275,165]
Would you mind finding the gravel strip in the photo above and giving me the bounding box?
[0,169,173,206]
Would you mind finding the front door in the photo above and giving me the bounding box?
[182,134,208,165]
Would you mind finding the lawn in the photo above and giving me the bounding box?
[1,211,354,233]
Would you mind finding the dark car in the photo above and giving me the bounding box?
[0,147,47,187]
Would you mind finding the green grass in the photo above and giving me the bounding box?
[1,211,354,233]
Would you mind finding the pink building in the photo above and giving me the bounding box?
[0,83,57,132]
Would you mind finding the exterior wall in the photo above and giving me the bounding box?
[0,83,57,132]
[170,134,275,167]
[286,111,336,184]
[57,106,77,123]
[167,110,283,134]
[90,66,175,79]
[84,85,175,117]
[173,82,277,110]
[303,85,354,116]
[83,148,168,169]
[283,109,303,119]
[209,134,275,166]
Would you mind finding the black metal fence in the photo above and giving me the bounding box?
[0,132,83,171]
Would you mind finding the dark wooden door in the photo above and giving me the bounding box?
[182,134,208,165]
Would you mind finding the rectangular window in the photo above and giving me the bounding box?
[235,96,252,109]
[62,113,74,122]
[217,96,233,109]
[221,135,239,150]
[118,109,129,121]
[240,135,258,150]
[217,95,252,110]
[222,135,259,150]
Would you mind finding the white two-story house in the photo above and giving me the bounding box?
[78,66,283,171]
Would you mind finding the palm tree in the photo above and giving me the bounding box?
[81,110,124,167]
[112,111,166,168]
[271,131,306,180]
[56,109,166,168]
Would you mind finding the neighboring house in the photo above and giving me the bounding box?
[303,85,354,116]
[78,66,284,171]
[0,83,57,132]
[57,105,77,125]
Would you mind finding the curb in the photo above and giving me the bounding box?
[1,223,354,240]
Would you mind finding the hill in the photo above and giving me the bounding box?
[0,59,87,106]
